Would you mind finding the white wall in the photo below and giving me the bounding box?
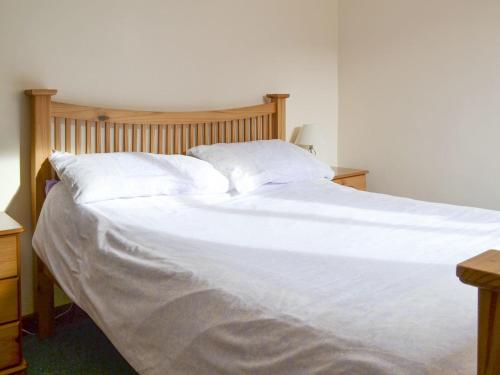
[339,0,500,209]
[0,0,339,314]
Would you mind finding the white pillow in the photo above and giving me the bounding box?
[187,140,334,193]
[49,151,229,204]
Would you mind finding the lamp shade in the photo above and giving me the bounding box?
[296,124,321,146]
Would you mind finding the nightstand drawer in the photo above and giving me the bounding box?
[0,236,17,279]
[334,175,366,191]
[0,322,21,370]
[0,278,18,324]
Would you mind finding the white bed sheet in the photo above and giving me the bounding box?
[33,179,500,374]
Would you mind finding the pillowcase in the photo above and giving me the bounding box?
[49,151,229,204]
[187,140,334,193]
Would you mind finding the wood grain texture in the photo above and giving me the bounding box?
[75,120,81,154]
[457,250,500,375]
[182,126,188,154]
[0,278,18,324]
[24,89,56,96]
[204,123,210,145]
[157,125,164,153]
[96,122,102,153]
[54,118,60,151]
[35,257,54,340]
[219,121,225,143]
[0,322,20,370]
[226,121,231,142]
[332,167,369,180]
[64,118,71,153]
[150,125,156,153]
[114,124,120,152]
[166,125,172,154]
[257,116,263,140]
[196,124,205,146]
[231,120,238,143]
[50,101,277,124]
[124,125,130,152]
[105,123,111,153]
[477,289,500,375]
[85,122,91,153]
[211,123,217,144]
[0,215,24,373]
[132,125,138,152]
[458,250,500,291]
[141,125,147,152]
[266,93,289,140]
[0,236,17,280]
[334,175,367,191]
[332,167,369,191]
[26,89,55,226]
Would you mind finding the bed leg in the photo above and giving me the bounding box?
[35,256,54,339]
[477,289,500,375]
[457,250,500,375]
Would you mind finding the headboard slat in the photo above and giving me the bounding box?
[166,125,172,154]
[182,126,188,154]
[75,120,81,154]
[204,123,210,145]
[85,121,91,153]
[105,123,111,153]
[54,117,61,150]
[96,122,102,153]
[114,124,120,152]
[64,118,71,152]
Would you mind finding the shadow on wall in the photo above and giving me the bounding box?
[5,91,31,229]
[5,91,34,313]
[289,126,301,144]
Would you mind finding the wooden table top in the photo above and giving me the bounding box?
[0,212,23,235]
[332,167,369,180]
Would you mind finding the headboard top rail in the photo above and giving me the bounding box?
[25,89,58,96]
[50,101,278,124]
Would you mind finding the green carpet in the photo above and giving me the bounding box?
[23,318,137,374]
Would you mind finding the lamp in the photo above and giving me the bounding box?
[295,124,321,155]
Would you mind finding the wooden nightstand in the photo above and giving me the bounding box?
[332,167,369,191]
[0,213,27,375]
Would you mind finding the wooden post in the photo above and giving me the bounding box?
[34,258,54,339]
[25,89,57,339]
[457,250,500,375]
[266,94,289,141]
[25,89,57,226]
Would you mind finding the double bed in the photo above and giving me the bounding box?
[26,89,500,374]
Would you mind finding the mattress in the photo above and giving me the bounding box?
[33,179,500,374]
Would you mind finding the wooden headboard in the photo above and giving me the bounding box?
[25,89,289,226]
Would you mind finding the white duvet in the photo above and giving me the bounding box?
[33,179,500,374]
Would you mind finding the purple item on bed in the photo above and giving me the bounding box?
[45,179,59,195]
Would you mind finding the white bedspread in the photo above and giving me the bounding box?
[33,179,500,374]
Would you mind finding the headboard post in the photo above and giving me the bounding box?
[266,94,290,140]
[25,89,57,227]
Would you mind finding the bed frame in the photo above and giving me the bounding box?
[25,88,289,333]
[457,251,500,375]
[25,89,499,375]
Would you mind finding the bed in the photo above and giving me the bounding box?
[25,89,500,374]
